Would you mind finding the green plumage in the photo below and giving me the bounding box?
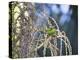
[46,28,57,36]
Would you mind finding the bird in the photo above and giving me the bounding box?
[46,27,58,37]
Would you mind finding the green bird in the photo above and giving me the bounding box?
[46,28,57,36]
